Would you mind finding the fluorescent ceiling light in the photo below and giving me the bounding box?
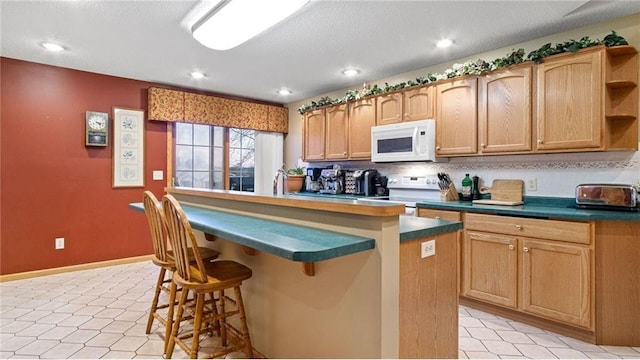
[342,69,359,76]
[190,71,206,79]
[278,89,292,96]
[192,0,310,51]
[436,39,453,48]
[41,42,65,52]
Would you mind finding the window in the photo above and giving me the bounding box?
[174,123,255,192]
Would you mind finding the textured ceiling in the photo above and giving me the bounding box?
[2,1,640,104]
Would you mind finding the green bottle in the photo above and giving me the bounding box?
[461,173,472,201]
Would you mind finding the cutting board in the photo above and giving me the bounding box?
[472,199,524,206]
[479,179,524,202]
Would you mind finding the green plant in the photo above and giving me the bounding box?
[287,166,305,176]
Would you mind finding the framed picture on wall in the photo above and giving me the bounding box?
[112,107,145,188]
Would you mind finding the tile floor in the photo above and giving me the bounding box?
[1,261,639,359]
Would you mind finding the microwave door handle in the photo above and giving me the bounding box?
[412,127,419,154]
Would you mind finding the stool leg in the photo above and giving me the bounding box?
[146,266,166,334]
[166,287,188,359]
[219,289,228,347]
[164,280,177,354]
[190,293,205,359]
[234,286,253,358]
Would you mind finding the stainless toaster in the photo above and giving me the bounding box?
[575,184,638,210]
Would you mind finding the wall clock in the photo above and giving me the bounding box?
[85,111,109,146]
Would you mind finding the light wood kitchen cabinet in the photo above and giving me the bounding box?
[404,85,435,121]
[536,48,603,151]
[348,98,376,159]
[520,238,591,328]
[325,104,348,160]
[536,46,638,152]
[435,77,478,156]
[478,63,533,154]
[462,213,593,329]
[463,231,518,309]
[376,85,435,125]
[303,109,326,161]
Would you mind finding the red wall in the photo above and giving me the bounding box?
[0,58,169,275]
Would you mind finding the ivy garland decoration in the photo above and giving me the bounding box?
[297,31,628,115]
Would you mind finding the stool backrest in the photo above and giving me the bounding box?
[162,194,208,283]
[143,191,170,263]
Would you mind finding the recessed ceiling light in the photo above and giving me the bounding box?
[40,42,65,52]
[190,71,206,79]
[342,69,359,76]
[278,89,292,96]
[436,39,453,48]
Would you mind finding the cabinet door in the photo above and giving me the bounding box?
[521,239,591,328]
[403,86,435,121]
[536,49,603,150]
[436,78,478,155]
[463,231,518,308]
[479,64,533,153]
[325,104,348,160]
[348,98,376,159]
[376,93,403,125]
[303,109,326,161]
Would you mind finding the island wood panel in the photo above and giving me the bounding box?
[399,232,458,359]
[595,221,640,346]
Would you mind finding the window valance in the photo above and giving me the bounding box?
[147,87,288,133]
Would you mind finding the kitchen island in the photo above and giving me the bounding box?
[135,187,463,358]
[417,197,640,347]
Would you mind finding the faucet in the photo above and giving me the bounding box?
[273,167,286,195]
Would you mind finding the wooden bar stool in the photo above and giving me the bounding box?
[162,194,254,359]
[142,191,220,348]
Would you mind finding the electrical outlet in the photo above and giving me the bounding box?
[152,170,163,181]
[421,240,435,258]
[55,237,65,250]
[527,178,537,191]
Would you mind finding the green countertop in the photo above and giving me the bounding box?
[416,197,640,221]
[130,200,461,261]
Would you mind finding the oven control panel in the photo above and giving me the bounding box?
[387,174,440,190]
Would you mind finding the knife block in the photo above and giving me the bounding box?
[440,183,460,201]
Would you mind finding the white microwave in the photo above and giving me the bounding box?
[371,119,444,163]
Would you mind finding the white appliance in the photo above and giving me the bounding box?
[358,174,441,216]
[371,119,445,163]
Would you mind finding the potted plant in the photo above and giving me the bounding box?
[285,166,305,193]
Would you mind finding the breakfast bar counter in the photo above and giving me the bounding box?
[135,187,461,358]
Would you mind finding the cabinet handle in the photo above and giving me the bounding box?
[481,143,486,148]
[537,139,543,144]
[515,224,522,230]
[404,113,408,117]
[436,146,441,150]
[508,244,514,250]
[435,216,441,220]
[343,152,347,156]
[523,247,529,252]
[396,114,400,118]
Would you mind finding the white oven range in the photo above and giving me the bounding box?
[358,174,441,216]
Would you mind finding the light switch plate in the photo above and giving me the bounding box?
[152,170,163,181]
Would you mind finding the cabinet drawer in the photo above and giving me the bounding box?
[465,213,591,244]
[418,208,461,221]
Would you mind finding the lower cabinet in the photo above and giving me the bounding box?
[462,213,593,329]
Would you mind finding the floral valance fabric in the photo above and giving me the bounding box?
[148,87,288,133]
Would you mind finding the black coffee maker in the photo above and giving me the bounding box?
[353,169,378,196]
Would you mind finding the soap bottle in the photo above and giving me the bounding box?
[461,173,472,201]
[472,175,481,200]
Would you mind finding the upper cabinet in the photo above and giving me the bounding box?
[536,48,603,150]
[303,109,326,161]
[536,45,638,152]
[302,98,378,162]
[325,104,349,160]
[376,86,435,125]
[349,98,377,159]
[478,63,533,154]
[435,77,478,156]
